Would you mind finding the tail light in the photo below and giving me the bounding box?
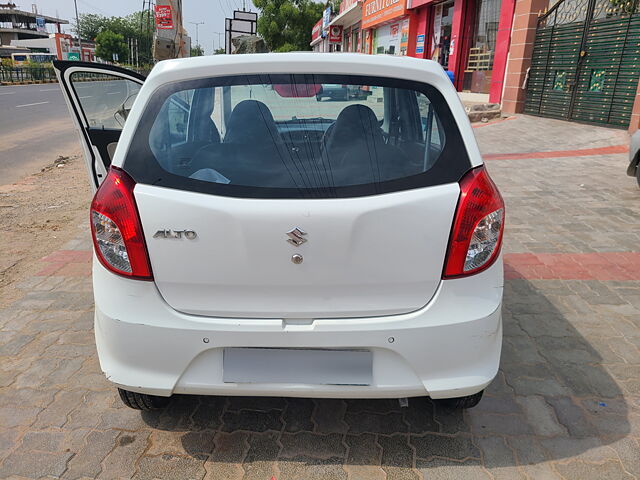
[443,166,504,278]
[90,167,153,280]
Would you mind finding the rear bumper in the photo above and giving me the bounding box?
[93,256,503,399]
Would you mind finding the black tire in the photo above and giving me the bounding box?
[435,390,484,409]
[636,162,640,188]
[118,388,170,410]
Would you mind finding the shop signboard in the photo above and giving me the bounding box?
[400,18,409,54]
[154,5,174,30]
[339,0,359,14]
[36,17,46,33]
[323,7,332,30]
[431,3,442,59]
[312,18,323,41]
[390,23,399,40]
[416,34,425,54]
[362,0,407,30]
[329,25,344,43]
[67,52,80,61]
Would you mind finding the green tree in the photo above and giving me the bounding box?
[326,0,341,14]
[72,13,107,41]
[214,47,225,55]
[253,0,325,52]
[95,30,128,63]
[190,45,204,56]
[122,10,156,65]
[74,11,156,65]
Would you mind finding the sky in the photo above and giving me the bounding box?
[36,0,257,55]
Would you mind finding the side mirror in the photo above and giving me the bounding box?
[114,93,138,127]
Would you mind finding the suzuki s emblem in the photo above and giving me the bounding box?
[286,227,307,246]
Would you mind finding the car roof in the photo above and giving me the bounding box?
[146,52,451,89]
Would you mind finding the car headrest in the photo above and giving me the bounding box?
[325,104,384,154]
[224,99,281,145]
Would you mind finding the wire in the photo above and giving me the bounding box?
[77,0,111,16]
[225,0,236,16]
[218,0,230,17]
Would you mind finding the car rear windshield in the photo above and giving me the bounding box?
[123,74,471,199]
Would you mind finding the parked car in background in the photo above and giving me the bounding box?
[54,53,504,412]
[628,129,640,187]
[316,83,372,101]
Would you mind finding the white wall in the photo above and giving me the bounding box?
[10,37,56,53]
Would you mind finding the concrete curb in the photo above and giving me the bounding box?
[466,102,502,123]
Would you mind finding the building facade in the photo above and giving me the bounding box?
[11,33,96,62]
[403,0,513,94]
[0,6,67,45]
[361,0,411,55]
[313,0,514,95]
[310,18,328,52]
[501,0,640,131]
[330,0,363,52]
[311,0,640,131]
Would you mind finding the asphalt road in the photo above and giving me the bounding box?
[0,83,80,185]
[0,79,145,186]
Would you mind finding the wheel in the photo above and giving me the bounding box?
[435,390,484,409]
[118,388,170,410]
[636,162,640,188]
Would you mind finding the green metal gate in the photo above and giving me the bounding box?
[525,0,640,128]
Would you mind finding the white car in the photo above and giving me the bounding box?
[54,53,504,411]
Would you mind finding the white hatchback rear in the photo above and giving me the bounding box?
[54,53,504,411]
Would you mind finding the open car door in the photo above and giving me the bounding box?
[53,61,146,190]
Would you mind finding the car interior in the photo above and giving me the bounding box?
[148,83,446,189]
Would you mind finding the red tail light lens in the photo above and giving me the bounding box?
[90,167,153,280]
[443,166,505,278]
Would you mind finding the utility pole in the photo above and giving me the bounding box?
[154,0,189,60]
[73,0,83,60]
[214,31,224,52]
[188,21,204,48]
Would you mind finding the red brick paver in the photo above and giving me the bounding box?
[505,252,640,281]
[472,116,518,129]
[36,250,92,277]
[485,144,628,161]
[2,115,639,480]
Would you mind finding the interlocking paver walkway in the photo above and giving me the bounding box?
[1,114,639,479]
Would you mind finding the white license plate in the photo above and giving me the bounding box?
[223,348,373,385]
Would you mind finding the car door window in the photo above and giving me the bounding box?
[417,92,445,152]
[70,72,142,129]
[166,89,194,146]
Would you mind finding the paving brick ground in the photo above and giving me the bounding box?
[1,114,639,479]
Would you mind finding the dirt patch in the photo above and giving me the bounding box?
[0,155,91,308]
